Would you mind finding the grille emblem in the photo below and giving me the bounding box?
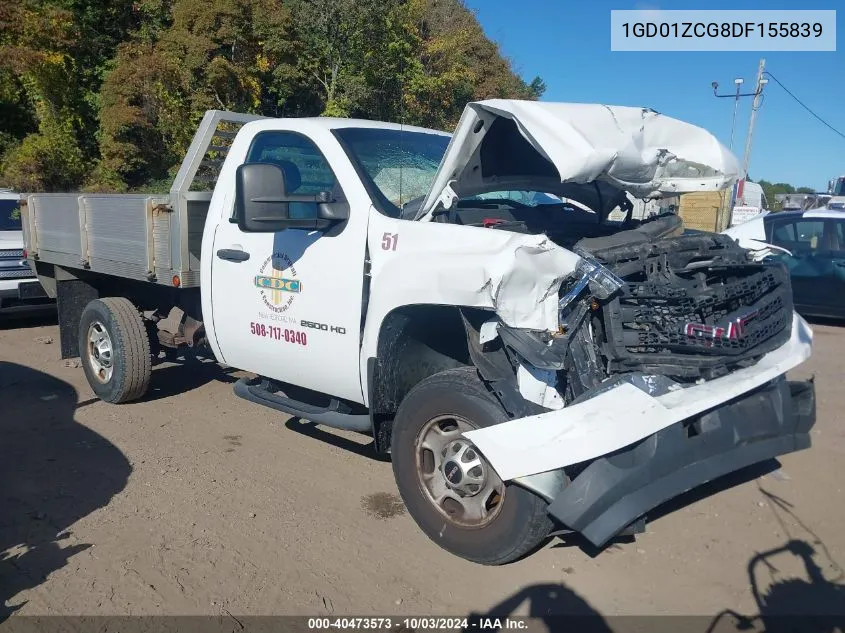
[684,310,759,340]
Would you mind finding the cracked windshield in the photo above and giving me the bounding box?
[336,128,450,212]
[336,127,565,213]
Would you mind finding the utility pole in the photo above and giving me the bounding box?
[729,78,744,150]
[710,66,767,230]
[741,58,768,179]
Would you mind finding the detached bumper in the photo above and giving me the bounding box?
[548,378,815,547]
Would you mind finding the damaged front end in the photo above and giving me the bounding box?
[461,214,816,548]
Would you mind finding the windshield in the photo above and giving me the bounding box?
[334,128,450,216]
[0,199,21,231]
[834,178,845,197]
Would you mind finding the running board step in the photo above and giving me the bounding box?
[234,377,371,432]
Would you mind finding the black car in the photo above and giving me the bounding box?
[726,209,845,319]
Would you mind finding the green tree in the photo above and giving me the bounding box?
[0,0,86,190]
[93,0,293,190]
[2,0,544,192]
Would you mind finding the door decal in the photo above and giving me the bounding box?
[254,252,301,313]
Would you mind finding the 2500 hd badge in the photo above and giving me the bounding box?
[300,320,346,335]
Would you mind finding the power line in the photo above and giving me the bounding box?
[764,70,845,141]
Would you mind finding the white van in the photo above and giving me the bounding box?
[730,181,768,227]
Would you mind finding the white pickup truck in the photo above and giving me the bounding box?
[1,191,51,313]
[22,100,816,564]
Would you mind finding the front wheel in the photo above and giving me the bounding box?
[79,297,152,403]
[391,367,553,565]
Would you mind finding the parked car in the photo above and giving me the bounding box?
[725,208,845,319]
[0,191,53,315]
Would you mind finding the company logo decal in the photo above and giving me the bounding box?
[255,252,300,313]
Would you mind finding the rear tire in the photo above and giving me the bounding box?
[79,297,152,403]
[391,367,553,565]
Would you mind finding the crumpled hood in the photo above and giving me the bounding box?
[417,100,739,219]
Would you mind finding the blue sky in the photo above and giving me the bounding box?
[465,0,844,191]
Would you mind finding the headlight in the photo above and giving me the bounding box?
[558,248,624,319]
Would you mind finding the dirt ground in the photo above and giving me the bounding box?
[2,310,844,627]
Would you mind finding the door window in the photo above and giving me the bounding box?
[769,219,825,254]
[834,220,845,253]
[244,132,338,219]
[770,221,795,245]
[793,220,825,250]
[0,199,21,230]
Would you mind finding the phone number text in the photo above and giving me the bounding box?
[249,322,307,345]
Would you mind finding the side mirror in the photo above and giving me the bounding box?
[234,163,349,232]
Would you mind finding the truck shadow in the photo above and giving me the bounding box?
[707,486,845,633]
[0,308,57,330]
[0,362,131,621]
[707,539,845,632]
[283,417,389,462]
[142,355,240,402]
[463,582,611,632]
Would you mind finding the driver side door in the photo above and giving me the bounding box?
[210,129,370,403]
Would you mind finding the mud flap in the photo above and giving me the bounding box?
[548,378,816,547]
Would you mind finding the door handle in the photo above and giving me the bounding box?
[217,248,250,262]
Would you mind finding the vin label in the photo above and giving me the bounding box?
[610,10,836,51]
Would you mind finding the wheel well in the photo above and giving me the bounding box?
[369,305,482,453]
[51,266,200,359]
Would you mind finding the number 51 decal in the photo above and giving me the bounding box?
[381,232,399,251]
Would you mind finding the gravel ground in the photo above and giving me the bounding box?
[2,310,844,627]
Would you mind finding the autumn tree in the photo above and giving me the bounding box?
[1,0,544,192]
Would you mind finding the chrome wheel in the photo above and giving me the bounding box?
[86,320,114,383]
[415,414,505,528]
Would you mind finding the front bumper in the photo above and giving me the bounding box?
[0,279,50,309]
[548,377,815,547]
[465,314,813,480]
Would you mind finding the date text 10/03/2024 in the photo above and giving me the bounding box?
[307,617,528,630]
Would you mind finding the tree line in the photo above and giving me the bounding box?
[0,0,544,193]
[748,178,818,209]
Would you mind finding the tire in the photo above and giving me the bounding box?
[391,367,553,565]
[79,297,152,403]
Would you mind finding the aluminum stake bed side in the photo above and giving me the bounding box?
[23,100,816,565]
[22,111,265,289]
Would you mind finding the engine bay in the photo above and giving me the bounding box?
[453,204,795,400]
[433,197,642,250]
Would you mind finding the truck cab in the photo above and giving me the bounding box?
[828,176,845,210]
[22,101,816,565]
[205,118,451,404]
